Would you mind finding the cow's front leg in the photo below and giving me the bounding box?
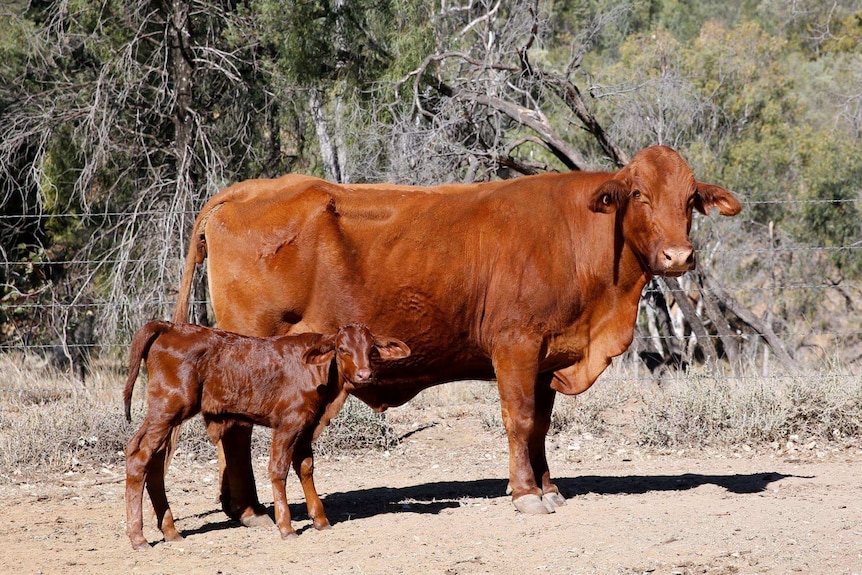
[494,344,554,515]
[532,373,566,509]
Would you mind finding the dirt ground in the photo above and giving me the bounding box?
[1,403,860,575]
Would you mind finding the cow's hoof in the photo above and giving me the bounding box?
[241,513,275,528]
[164,532,184,543]
[280,529,299,540]
[313,521,332,531]
[543,491,566,510]
[513,494,553,514]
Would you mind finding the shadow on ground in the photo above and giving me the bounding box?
[177,470,798,537]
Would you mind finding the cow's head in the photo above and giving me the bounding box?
[302,323,411,387]
[588,146,741,277]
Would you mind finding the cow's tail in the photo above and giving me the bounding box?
[173,208,210,324]
[169,187,241,475]
[173,184,245,323]
[123,320,172,422]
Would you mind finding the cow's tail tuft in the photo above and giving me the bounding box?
[123,320,172,422]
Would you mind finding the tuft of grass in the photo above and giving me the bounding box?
[0,355,130,474]
[780,372,862,441]
[314,397,398,455]
[635,370,862,448]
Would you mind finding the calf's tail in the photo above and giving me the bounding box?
[123,320,172,421]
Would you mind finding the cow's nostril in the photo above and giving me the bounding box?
[662,246,695,270]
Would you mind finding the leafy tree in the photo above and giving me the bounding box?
[0,0,279,350]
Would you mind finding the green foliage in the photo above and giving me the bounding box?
[794,133,862,275]
[824,10,862,53]
[253,0,397,87]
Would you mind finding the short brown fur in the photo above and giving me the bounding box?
[172,145,741,518]
[123,321,409,549]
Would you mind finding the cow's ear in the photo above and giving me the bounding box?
[374,337,411,361]
[589,179,629,213]
[302,335,336,365]
[694,182,742,216]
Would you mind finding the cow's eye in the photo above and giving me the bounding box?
[631,190,641,199]
[337,346,348,354]
[601,194,612,205]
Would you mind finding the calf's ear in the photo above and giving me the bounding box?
[589,179,629,213]
[694,182,742,216]
[374,337,411,361]
[302,335,336,365]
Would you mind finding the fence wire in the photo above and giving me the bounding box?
[2,196,861,389]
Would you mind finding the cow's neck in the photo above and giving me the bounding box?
[548,226,651,395]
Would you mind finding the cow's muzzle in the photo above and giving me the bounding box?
[657,244,696,276]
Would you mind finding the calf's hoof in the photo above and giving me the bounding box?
[313,520,332,531]
[279,528,299,540]
[543,491,566,510]
[512,493,554,515]
[164,532,184,543]
[241,512,275,528]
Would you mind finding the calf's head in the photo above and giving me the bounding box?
[302,323,411,387]
[589,146,741,277]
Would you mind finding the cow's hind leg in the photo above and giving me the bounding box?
[218,423,273,527]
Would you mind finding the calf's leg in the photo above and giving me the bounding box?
[145,447,183,542]
[125,419,179,549]
[125,423,152,550]
[292,439,330,530]
[269,429,300,539]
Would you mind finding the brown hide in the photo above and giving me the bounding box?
[123,321,409,548]
[173,145,741,514]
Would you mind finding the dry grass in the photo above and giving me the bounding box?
[634,370,862,448]
[1,353,860,480]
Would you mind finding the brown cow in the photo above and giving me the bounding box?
[172,145,741,520]
[123,321,410,549]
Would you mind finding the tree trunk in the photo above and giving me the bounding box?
[309,87,343,183]
[167,0,207,324]
[699,268,799,372]
[662,276,719,363]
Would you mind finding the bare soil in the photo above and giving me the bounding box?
[1,404,860,575]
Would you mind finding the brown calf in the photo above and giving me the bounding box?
[122,320,410,549]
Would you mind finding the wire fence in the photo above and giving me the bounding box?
[2,195,861,389]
